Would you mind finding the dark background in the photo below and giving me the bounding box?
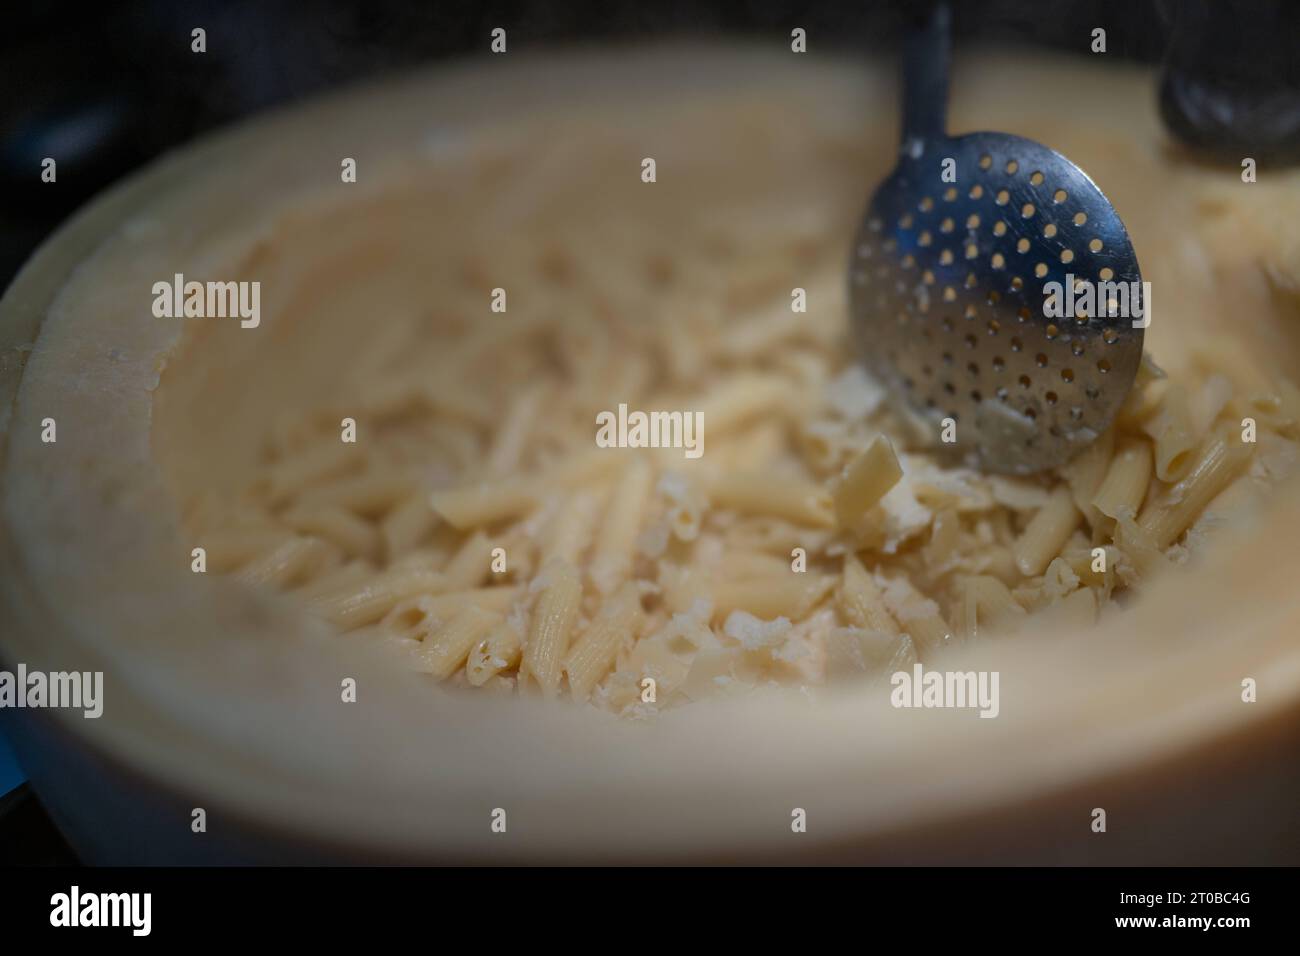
[5,0,1300,292]
[1,0,1297,865]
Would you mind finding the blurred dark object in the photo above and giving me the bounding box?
[0,785,80,866]
[1158,0,1300,164]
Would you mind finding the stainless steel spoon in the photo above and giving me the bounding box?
[849,4,1145,474]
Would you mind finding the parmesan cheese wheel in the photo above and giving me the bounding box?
[1,46,1297,863]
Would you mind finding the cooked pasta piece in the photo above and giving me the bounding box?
[965,575,1027,637]
[1142,384,1196,482]
[564,582,645,700]
[591,460,654,594]
[542,489,608,567]
[201,526,294,573]
[466,620,524,687]
[281,506,381,560]
[266,440,360,503]
[486,385,547,477]
[1091,437,1153,521]
[519,560,583,698]
[707,472,835,527]
[712,573,835,622]
[443,531,496,590]
[430,478,537,530]
[695,376,803,434]
[1014,486,1082,577]
[308,565,447,628]
[413,605,503,679]
[298,472,416,517]
[234,536,336,590]
[381,490,439,561]
[1137,429,1255,548]
[1062,426,1113,529]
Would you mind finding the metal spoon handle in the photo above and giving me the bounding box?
[901,1,951,147]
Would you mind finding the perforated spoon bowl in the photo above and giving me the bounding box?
[849,4,1145,474]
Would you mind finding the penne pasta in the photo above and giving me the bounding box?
[707,471,835,528]
[1137,429,1255,548]
[381,490,439,560]
[298,471,417,517]
[695,376,805,435]
[443,531,496,590]
[1062,426,1113,530]
[1142,383,1196,482]
[966,575,1027,637]
[266,440,360,503]
[281,506,381,560]
[430,478,538,530]
[200,526,294,573]
[486,385,546,477]
[542,488,608,567]
[308,565,448,629]
[590,460,654,594]
[519,560,583,698]
[1013,486,1082,577]
[1091,437,1153,521]
[564,582,645,701]
[413,606,502,680]
[466,620,524,687]
[713,573,835,622]
[234,536,336,590]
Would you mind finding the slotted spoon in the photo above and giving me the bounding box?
[849,3,1145,474]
